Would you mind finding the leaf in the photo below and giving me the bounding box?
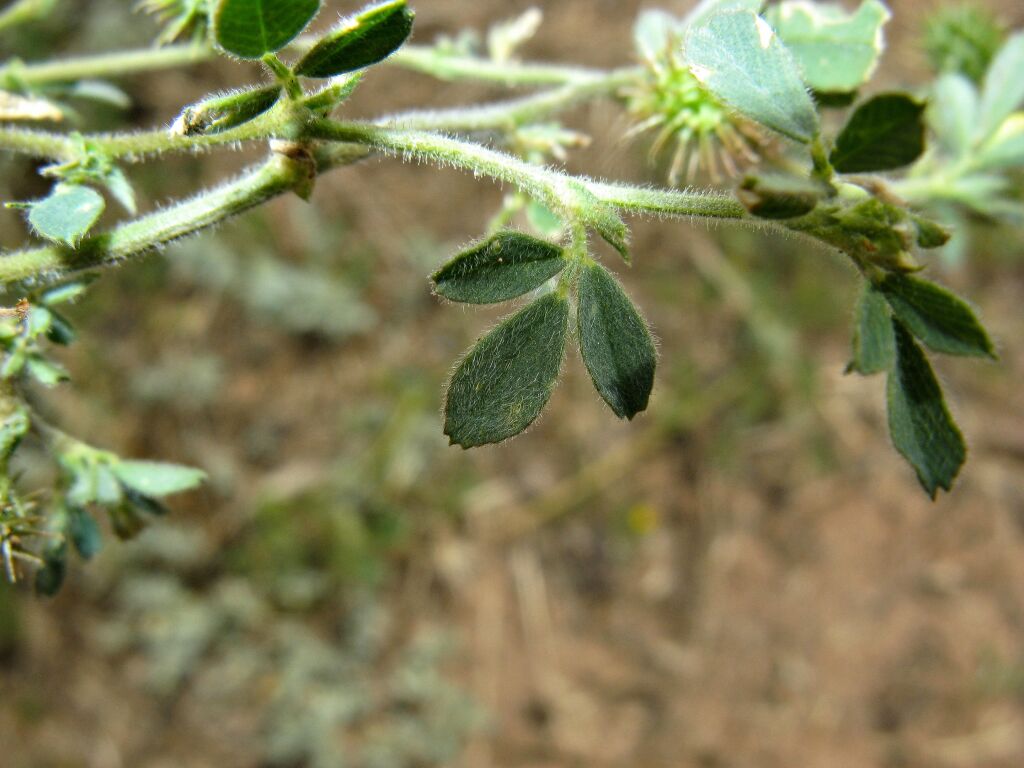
[27,184,104,245]
[685,10,820,143]
[26,355,69,387]
[295,0,414,78]
[444,292,569,448]
[67,507,102,560]
[848,283,893,375]
[683,0,764,30]
[975,112,1024,172]
[432,231,566,304]
[634,9,680,64]
[886,320,966,498]
[213,0,319,59]
[768,0,891,95]
[830,93,926,173]
[737,172,828,219]
[174,85,282,136]
[976,32,1024,141]
[577,262,656,419]
[876,274,996,359]
[34,541,67,597]
[928,73,978,158]
[113,460,207,497]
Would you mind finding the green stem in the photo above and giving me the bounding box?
[382,69,633,132]
[0,44,212,88]
[389,45,611,86]
[0,148,367,286]
[0,0,56,34]
[307,119,747,223]
[0,41,605,90]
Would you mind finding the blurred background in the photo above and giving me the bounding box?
[1,0,1023,766]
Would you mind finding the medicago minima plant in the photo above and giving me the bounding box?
[1,0,1020,593]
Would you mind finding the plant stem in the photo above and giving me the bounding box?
[0,146,364,286]
[0,44,211,87]
[389,45,610,86]
[0,42,606,90]
[307,119,747,223]
[381,69,634,132]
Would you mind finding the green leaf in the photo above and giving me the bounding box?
[685,10,820,143]
[577,262,656,420]
[112,460,207,497]
[213,0,319,58]
[432,231,566,304]
[830,93,926,173]
[67,507,102,560]
[976,113,1024,171]
[26,355,69,387]
[34,541,67,597]
[46,310,76,346]
[768,0,891,95]
[928,73,978,158]
[174,85,282,136]
[444,292,569,448]
[848,283,893,375]
[886,321,966,498]
[876,274,996,359]
[634,9,681,64]
[295,0,414,78]
[683,0,764,30]
[737,172,828,219]
[27,184,104,246]
[976,32,1024,141]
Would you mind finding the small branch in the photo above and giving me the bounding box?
[1,43,212,87]
[0,145,366,286]
[308,119,748,224]
[381,69,634,132]
[389,45,610,86]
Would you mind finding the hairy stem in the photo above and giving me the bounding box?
[0,146,365,286]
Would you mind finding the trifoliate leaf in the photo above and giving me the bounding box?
[876,274,996,359]
[27,184,104,245]
[577,262,656,420]
[113,460,207,497]
[213,0,319,59]
[768,0,891,95]
[886,320,966,498]
[67,507,102,560]
[432,231,566,304]
[444,292,569,448]
[295,0,414,78]
[685,10,820,143]
[830,93,926,173]
[976,32,1024,142]
[848,282,893,375]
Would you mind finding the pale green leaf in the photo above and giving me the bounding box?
[577,262,656,419]
[977,32,1024,141]
[213,0,319,58]
[887,321,966,498]
[444,292,569,448]
[27,184,104,245]
[928,73,978,158]
[113,460,207,497]
[685,10,820,143]
[683,0,764,30]
[975,112,1024,171]
[768,0,891,94]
